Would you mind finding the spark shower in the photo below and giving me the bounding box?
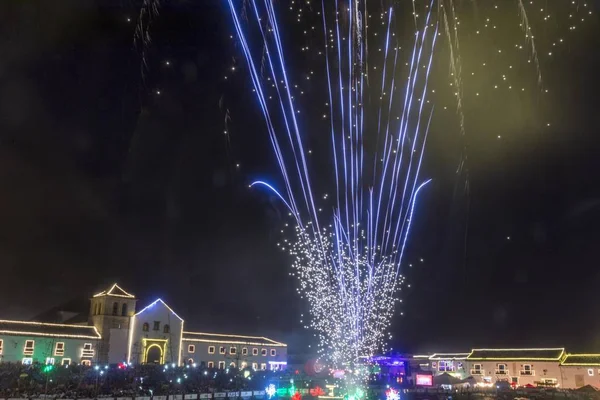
[227,0,440,372]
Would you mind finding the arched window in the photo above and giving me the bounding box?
[163,324,170,333]
[93,303,98,315]
[112,302,118,316]
[143,322,149,332]
[121,303,128,316]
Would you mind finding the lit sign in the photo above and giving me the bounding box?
[416,374,433,386]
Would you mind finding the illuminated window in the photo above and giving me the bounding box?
[252,362,258,370]
[82,343,94,358]
[188,358,194,365]
[242,347,248,355]
[252,348,258,356]
[208,361,214,368]
[241,362,248,369]
[0,339,3,354]
[270,349,276,356]
[81,360,91,366]
[208,346,215,354]
[112,302,119,316]
[261,348,267,356]
[589,369,594,376]
[163,324,170,333]
[153,321,160,331]
[218,361,225,369]
[219,346,226,355]
[143,322,149,332]
[230,362,236,368]
[260,363,267,370]
[230,347,237,355]
[188,345,195,353]
[438,361,455,372]
[24,340,35,355]
[46,357,55,365]
[54,342,65,356]
[61,358,71,366]
[121,303,128,316]
[22,358,33,365]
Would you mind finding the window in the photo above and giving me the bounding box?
[188,358,194,365]
[188,345,195,353]
[54,342,65,356]
[470,364,483,375]
[0,339,3,354]
[218,361,225,370]
[438,361,455,372]
[207,361,214,368]
[163,324,170,333]
[22,358,33,365]
[153,321,160,331]
[46,357,55,365]
[24,340,35,355]
[208,346,215,354]
[219,346,226,355]
[520,364,534,376]
[252,362,258,370]
[93,303,98,315]
[261,363,267,370]
[230,347,237,355]
[112,302,119,316]
[241,362,248,369]
[242,347,248,356]
[496,364,508,374]
[82,343,94,358]
[261,349,267,356]
[81,360,91,366]
[270,349,276,356]
[61,358,71,366]
[589,369,595,376]
[143,322,149,332]
[511,377,519,384]
[121,303,128,316]
[252,348,258,356]
[230,362,236,368]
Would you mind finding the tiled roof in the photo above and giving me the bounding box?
[561,354,600,366]
[429,353,470,360]
[0,320,101,339]
[467,348,565,361]
[182,332,286,347]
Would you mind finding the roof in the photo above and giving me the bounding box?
[182,331,287,347]
[135,299,183,321]
[0,320,101,339]
[429,353,470,360]
[467,348,565,361]
[561,354,600,366]
[93,283,135,299]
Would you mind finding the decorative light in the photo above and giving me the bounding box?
[386,388,400,400]
[266,384,277,399]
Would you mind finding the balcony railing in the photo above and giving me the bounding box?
[520,370,535,376]
[470,369,484,375]
[495,370,509,375]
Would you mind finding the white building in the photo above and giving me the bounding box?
[0,284,287,369]
[560,354,600,389]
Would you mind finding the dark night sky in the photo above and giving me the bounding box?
[0,0,599,355]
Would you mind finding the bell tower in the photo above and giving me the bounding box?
[89,284,137,363]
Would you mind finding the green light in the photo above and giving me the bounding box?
[43,365,54,373]
[355,389,365,399]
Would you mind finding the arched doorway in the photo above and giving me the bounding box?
[145,344,163,364]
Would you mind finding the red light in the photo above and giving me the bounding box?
[416,374,432,386]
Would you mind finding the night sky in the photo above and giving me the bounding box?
[1,0,599,355]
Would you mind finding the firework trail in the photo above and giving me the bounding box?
[227,0,437,370]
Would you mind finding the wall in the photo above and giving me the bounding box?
[465,360,562,387]
[560,366,600,389]
[0,335,96,365]
[108,328,129,364]
[129,301,183,365]
[180,341,287,370]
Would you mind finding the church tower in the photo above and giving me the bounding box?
[89,284,137,363]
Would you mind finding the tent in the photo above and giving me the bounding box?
[433,373,463,386]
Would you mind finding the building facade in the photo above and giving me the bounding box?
[0,284,287,369]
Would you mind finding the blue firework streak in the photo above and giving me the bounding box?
[227,0,436,368]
